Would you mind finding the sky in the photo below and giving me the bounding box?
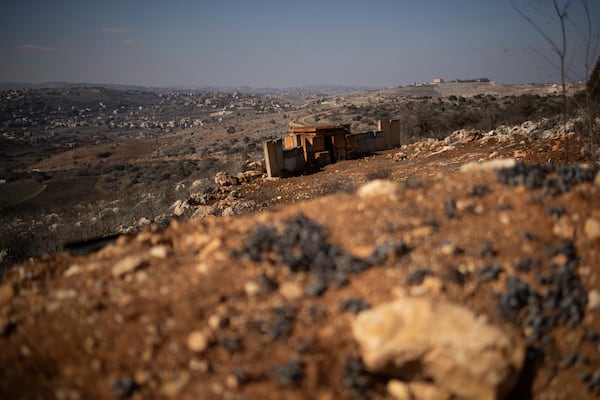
[0,0,598,88]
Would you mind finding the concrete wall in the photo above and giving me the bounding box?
[378,119,402,149]
[263,139,306,177]
[345,131,385,155]
[282,146,306,174]
[332,133,347,161]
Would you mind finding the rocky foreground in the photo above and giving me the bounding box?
[0,119,600,399]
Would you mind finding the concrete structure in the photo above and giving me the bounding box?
[263,120,404,178]
[432,77,444,84]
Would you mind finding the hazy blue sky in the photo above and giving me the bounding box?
[0,0,598,88]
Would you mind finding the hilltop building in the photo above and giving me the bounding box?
[263,119,405,178]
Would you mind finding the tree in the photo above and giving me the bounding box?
[512,0,600,163]
[588,56,600,99]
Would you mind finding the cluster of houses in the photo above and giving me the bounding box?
[263,120,406,178]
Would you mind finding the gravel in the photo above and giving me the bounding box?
[342,355,373,400]
[495,163,598,196]
[496,239,587,342]
[236,212,409,295]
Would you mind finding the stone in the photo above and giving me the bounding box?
[584,218,600,240]
[279,281,304,301]
[160,372,190,398]
[387,380,411,400]
[393,152,408,162]
[588,290,600,311]
[243,170,264,181]
[63,264,82,277]
[352,297,524,400]
[408,381,451,400]
[388,381,450,400]
[244,275,277,297]
[138,217,151,226]
[149,245,169,259]
[0,284,14,306]
[357,180,399,200]
[460,158,516,173]
[186,331,209,352]
[214,171,239,187]
[191,205,217,220]
[208,314,228,330]
[171,200,190,217]
[553,217,575,239]
[111,255,147,277]
[189,358,210,373]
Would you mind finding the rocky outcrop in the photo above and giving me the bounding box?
[352,297,524,400]
[214,171,239,188]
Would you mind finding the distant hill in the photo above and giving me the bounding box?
[0,82,377,95]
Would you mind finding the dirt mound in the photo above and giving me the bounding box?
[0,120,599,399]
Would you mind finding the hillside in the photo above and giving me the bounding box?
[0,116,599,399]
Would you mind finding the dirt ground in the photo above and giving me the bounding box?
[0,127,599,400]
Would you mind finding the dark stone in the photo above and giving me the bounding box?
[477,263,503,282]
[338,297,371,314]
[268,358,304,386]
[305,276,327,297]
[468,183,489,197]
[515,257,540,273]
[111,377,138,399]
[546,205,566,219]
[520,230,537,241]
[404,268,433,285]
[217,336,243,352]
[444,198,458,219]
[445,266,468,285]
[478,241,498,258]
[343,355,373,400]
[231,367,249,384]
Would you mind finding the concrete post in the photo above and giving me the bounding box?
[263,140,284,178]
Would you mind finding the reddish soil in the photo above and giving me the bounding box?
[0,130,599,400]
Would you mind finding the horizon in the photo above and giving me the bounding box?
[1,1,598,88]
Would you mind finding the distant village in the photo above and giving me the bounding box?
[0,88,295,148]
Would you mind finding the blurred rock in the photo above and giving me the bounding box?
[588,290,600,311]
[352,297,524,400]
[112,255,147,277]
[357,180,398,200]
[460,158,516,173]
[186,330,209,352]
[584,218,600,240]
[0,284,14,306]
